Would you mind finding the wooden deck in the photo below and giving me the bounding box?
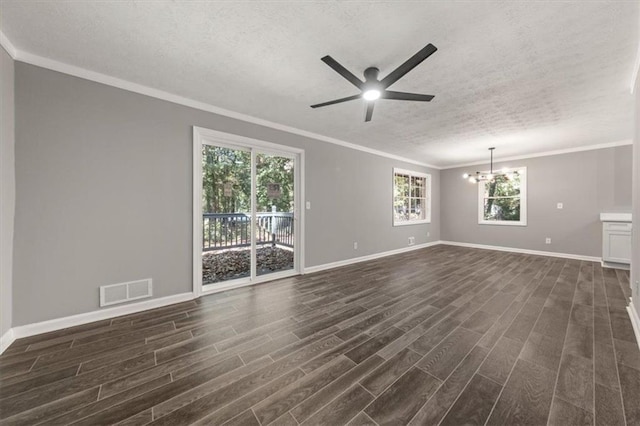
[0,245,638,425]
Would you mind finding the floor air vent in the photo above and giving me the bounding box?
[100,279,153,307]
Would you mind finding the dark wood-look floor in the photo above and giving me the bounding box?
[1,246,639,426]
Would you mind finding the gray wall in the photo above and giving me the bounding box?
[1,47,15,338]
[13,63,439,326]
[441,146,632,258]
[633,71,639,315]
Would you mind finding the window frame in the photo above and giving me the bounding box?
[393,168,431,226]
[477,166,527,226]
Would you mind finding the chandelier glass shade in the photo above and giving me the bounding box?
[462,148,519,183]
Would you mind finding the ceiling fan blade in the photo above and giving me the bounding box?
[310,94,362,109]
[379,44,437,89]
[382,91,434,102]
[321,56,365,89]
[365,102,375,122]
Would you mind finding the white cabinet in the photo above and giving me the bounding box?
[600,213,632,266]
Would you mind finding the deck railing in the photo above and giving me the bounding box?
[203,212,294,251]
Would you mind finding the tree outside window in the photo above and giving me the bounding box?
[478,167,527,226]
[393,168,431,226]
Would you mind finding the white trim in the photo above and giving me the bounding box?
[394,168,430,178]
[627,298,640,352]
[202,269,298,295]
[193,127,203,298]
[250,148,257,282]
[299,150,306,274]
[631,41,640,93]
[394,220,430,227]
[0,241,432,354]
[0,328,15,354]
[602,260,631,271]
[304,239,602,276]
[478,166,527,226]
[600,213,632,222]
[193,127,305,296]
[0,31,634,170]
[10,292,195,341]
[304,241,440,274]
[6,38,434,169]
[476,221,526,227]
[442,140,634,170]
[194,127,305,156]
[0,30,17,59]
[0,239,622,354]
[393,168,432,226]
[440,240,601,262]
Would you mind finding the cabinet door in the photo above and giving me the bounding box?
[603,230,631,263]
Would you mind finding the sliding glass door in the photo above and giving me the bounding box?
[194,128,302,294]
[201,145,252,285]
[255,153,295,277]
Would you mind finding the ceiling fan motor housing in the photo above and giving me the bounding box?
[363,67,380,81]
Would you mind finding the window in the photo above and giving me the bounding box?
[393,168,431,226]
[478,167,527,226]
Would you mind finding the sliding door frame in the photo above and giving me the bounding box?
[192,126,305,297]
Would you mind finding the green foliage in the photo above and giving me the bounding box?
[394,173,427,222]
[202,146,251,213]
[483,174,521,221]
[202,146,294,214]
[256,154,294,212]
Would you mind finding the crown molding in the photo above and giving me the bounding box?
[440,139,634,170]
[0,30,17,59]
[3,28,633,171]
[2,32,438,170]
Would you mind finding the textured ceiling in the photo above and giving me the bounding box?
[1,1,637,167]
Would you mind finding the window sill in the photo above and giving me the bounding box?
[394,220,431,227]
[478,220,527,226]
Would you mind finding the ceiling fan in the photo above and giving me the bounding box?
[311,43,437,122]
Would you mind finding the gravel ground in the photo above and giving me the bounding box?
[202,246,294,284]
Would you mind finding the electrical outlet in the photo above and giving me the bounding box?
[427,232,430,237]
[557,202,563,209]
[408,236,415,246]
[545,237,551,244]
[353,242,358,250]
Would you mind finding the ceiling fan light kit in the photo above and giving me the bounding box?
[363,89,381,101]
[311,44,438,122]
[463,148,519,183]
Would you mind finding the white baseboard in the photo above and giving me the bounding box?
[627,298,640,352]
[4,242,439,353]
[0,239,617,355]
[9,292,196,344]
[0,328,15,354]
[601,260,631,270]
[439,241,601,263]
[304,241,441,274]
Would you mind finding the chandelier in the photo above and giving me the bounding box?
[462,147,519,183]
